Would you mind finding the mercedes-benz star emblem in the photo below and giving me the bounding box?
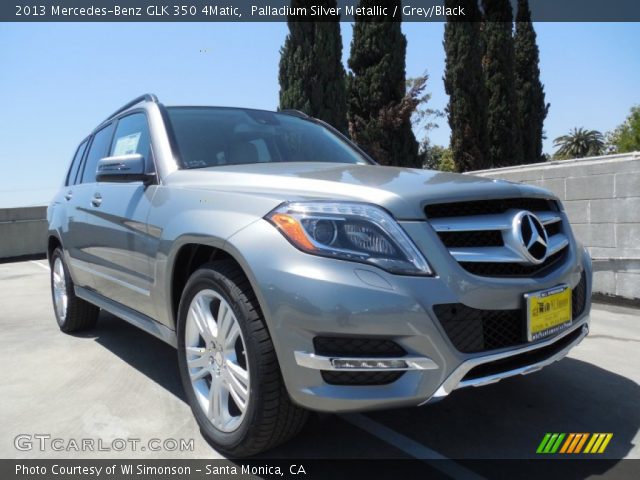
[512,211,549,264]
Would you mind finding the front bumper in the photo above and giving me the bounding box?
[226,219,593,413]
[292,321,589,407]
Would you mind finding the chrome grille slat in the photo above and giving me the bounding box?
[449,234,568,263]
[537,211,563,225]
[430,213,511,232]
[448,247,523,263]
[459,249,567,277]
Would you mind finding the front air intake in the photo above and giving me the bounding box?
[434,272,588,353]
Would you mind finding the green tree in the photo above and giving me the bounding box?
[438,148,456,172]
[443,0,488,172]
[423,145,455,172]
[514,0,548,164]
[347,0,420,167]
[278,0,347,132]
[607,106,640,153]
[412,74,444,167]
[421,144,446,170]
[482,0,522,167]
[553,128,605,159]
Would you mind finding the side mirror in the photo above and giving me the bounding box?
[96,154,153,183]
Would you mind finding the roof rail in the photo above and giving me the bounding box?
[104,93,158,123]
[280,109,310,119]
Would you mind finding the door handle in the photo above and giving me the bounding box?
[64,191,73,201]
[91,193,103,207]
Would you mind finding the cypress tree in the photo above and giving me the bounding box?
[482,0,522,167]
[443,0,488,172]
[278,0,347,132]
[514,0,549,163]
[346,0,420,167]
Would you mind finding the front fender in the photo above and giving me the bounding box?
[147,185,281,328]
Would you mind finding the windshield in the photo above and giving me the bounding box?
[166,107,371,169]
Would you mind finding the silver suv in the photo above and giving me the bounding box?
[47,94,592,456]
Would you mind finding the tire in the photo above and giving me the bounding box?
[177,260,308,457]
[50,247,100,332]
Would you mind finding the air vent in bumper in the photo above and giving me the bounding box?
[312,337,407,385]
[320,370,405,386]
[313,337,406,357]
[434,272,588,353]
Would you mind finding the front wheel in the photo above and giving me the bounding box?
[50,247,100,332]
[176,261,308,457]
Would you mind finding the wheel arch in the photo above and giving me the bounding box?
[168,242,268,332]
[47,234,63,264]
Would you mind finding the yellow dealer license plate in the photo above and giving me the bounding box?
[525,285,572,342]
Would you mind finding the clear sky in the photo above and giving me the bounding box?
[0,22,638,207]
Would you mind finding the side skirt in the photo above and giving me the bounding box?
[75,286,177,348]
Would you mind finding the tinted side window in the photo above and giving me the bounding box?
[66,140,88,186]
[110,113,151,160]
[81,123,115,184]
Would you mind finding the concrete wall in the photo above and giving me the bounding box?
[0,206,48,259]
[471,152,640,301]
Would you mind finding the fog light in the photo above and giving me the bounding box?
[331,359,408,370]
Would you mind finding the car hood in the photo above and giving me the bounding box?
[165,162,556,220]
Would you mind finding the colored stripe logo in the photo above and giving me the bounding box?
[536,433,613,454]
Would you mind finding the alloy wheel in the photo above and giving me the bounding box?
[184,289,250,433]
[52,257,68,321]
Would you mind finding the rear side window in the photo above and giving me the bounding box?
[110,113,151,160]
[81,123,115,184]
[66,140,88,186]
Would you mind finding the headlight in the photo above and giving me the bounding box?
[266,202,432,276]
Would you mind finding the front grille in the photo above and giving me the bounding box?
[425,197,568,278]
[424,198,559,219]
[434,272,588,353]
[460,248,566,278]
[313,337,407,385]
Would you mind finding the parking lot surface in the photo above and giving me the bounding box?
[1,260,638,467]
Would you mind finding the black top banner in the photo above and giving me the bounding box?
[4,0,640,22]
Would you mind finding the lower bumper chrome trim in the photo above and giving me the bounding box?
[421,320,589,405]
[294,351,439,372]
